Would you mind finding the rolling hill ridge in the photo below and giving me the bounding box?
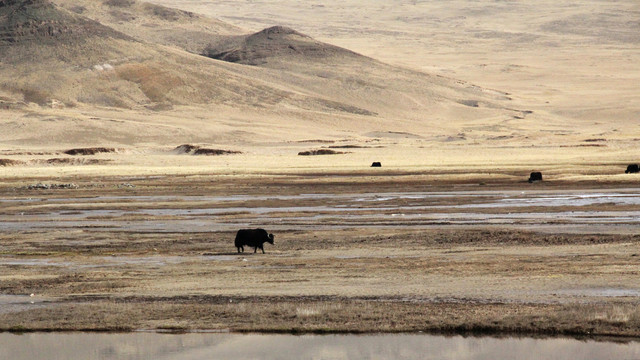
[0,0,522,147]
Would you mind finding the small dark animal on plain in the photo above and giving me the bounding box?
[235,228,274,254]
[371,162,381,167]
[528,172,542,183]
[625,164,639,174]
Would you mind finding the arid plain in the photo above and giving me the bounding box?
[0,0,639,337]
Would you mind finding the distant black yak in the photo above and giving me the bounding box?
[528,172,542,183]
[625,164,639,174]
[235,228,274,254]
[371,162,382,167]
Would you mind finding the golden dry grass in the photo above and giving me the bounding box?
[3,299,640,337]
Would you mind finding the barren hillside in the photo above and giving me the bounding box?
[52,0,243,53]
[204,25,518,122]
[152,0,640,131]
[0,0,526,149]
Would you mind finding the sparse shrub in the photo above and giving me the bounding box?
[21,88,50,105]
[0,159,23,166]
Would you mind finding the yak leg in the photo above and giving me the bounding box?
[260,245,265,254]
[253,246,257,253]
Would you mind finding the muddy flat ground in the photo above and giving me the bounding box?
[1,172,639,336]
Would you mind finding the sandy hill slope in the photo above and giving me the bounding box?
[158,0,640,143]
[0,0,145,106]
[51,0,243,53]
[0,0,383,112]
[0,0,525,149]
[204,25,517,122]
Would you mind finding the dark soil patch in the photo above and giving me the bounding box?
[458,99,480,107]
[0,159,24,167]
[25,183,79,190]
[174,144,199,154]
[560,144,607,148]
[296,139,335,144]
[328,145,385,149]
[193,148,241,156]
[0,100,27,110]
[41,158,111,165]
[173,144,241,156]
[298,149,347,156]
[328,145,365,149]
[47,158,75,165]
[64,147,116,156]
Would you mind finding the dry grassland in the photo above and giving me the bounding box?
[0,175,639,337]
[1,0,640,339]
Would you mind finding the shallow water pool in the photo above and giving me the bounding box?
[0,333,639,360]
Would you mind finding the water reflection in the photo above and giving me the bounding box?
[3,189,640,234]
[0,333,639,360]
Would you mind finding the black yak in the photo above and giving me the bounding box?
[371,162,382,167]
[528,172,542,183]
[235,228,274,254]
[625,164,639,174]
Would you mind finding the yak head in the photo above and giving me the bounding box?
[267,233,275,244]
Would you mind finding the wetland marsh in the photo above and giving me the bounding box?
[1,174,639,337]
